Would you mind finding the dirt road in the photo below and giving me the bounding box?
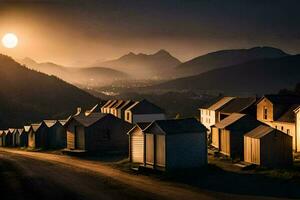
[0,148,289,200]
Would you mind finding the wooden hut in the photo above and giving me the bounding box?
[124,99,166,124]
[28,122,49,149]
[0,131,4,147]
[4,129,13,147]
[244,125,293,167]
[142,118,207,171]
[66,113,133,153]
[12,129,19,147]
[212,113,261,159]
[127,122,151,163]
[44,120,66,149]
[116,100,135,120]
[17,128,28,147]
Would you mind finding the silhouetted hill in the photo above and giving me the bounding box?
[174,46,289,77]
[152,55,300,95]
[100,49,181,79]
[20,58,129,87]
[0,54,99,128]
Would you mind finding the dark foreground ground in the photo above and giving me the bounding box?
[0,148,296,200]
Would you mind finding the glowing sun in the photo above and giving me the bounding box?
[2,33,18,49]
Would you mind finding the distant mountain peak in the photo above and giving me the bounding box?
[154,49,171,56]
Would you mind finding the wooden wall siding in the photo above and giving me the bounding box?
[270,122,296,151]
[244,136,260,165]
[75,126,85,150]
[155,135,166,167]
[67,130,75,149]
[297,112,300,152]
[220,129,230,156]
[145,134,154,165]
[260,132,293,167]
[20,133,28,147]
[84,116,131,152]
[211,127,219,148]
[167,132,207,169]
[130,129,144,163]
[257,98,274,122]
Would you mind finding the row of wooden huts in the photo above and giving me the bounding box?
[200,94,300,167]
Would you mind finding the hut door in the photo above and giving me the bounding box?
[155,135,165,167]
[75,126,85,150]
[145,134,154,165]
[220,130,230,156]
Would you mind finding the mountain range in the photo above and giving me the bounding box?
[152,54,300,95]
[173,46,289,77]
[99,49,181,79]
[20,58,129,87]
[0,54,99,128]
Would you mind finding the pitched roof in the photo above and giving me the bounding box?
[117,100,135,110]
[9,128,16,133]
[44,120,58,128]
[73,113,108,127]
[202,96,236,110]
[145,118,207,135]
[277,104,299,123]
[126,99,164,114]
[32,123,42,132]
[18,128,24,134]
[24,125,32,132]
[261,94,300,105]
[101,100,113,109]
[244,125,276,139]
[127,122,151,135]
[105,100,118,109]
[111,100,124,109]
[214,113,246,129]
[85,104,100,116]
[59,116,72,126]
[219,97,257,114]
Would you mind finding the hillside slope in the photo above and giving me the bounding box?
[100,49,181,79]
[20,58,129,87]
[0,54,99,128]
[153,55,300,95]
[174,46,289,77]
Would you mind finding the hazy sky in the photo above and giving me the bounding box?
[0,0,300,66]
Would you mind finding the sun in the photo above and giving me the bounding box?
[2,33,18,49]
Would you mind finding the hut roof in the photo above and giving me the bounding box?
[105,100,118,109]
[145,118,207,135]
[9,128,15,133]
[259,94,300,105]
[31,122,46,132]
[85,104,100,116]
[201,96,236,110]
[17,128,24,134]
[24,125,32,132]
[244,125,281,139]
[101,100,113,109]
[111,100,124,109]
[127,122,151,135]
[277,104,299,123]
[214,113,246,129]
[126,99,164,114]
[44,120,58,128]
[73,113,108,127]
[117,100,135,110]
[219,97,257,114]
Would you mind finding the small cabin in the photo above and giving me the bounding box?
[44,120,66,149]
[127,122,151,163]
[28,122,49,149]
[11,129,18,147]
[142,118,207,171]
[17,128,28,147]
[4,129,13,147]
[212,113,261,159]
[125,99,166,124]
[244,125,293,167]
[66,113,133,153]
[0,131,4,146]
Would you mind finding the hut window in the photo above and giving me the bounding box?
[287,129,290,134]
[281,126,284,131]
[263,106,268,119]
[126,112,130,120]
